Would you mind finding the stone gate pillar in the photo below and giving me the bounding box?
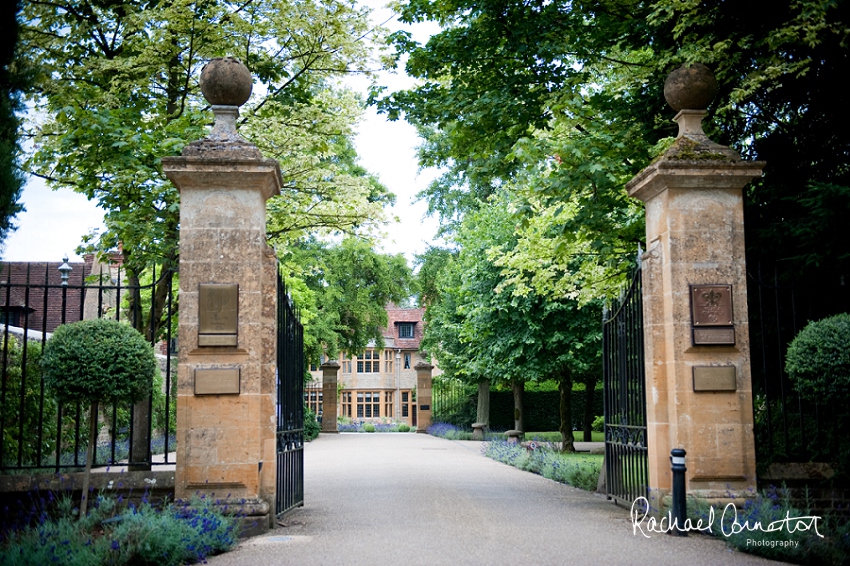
[625,65,765,503]
[415,361,433,433]
[320,361,340,433]
[162,58,281,531]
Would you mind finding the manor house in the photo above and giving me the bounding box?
[306,305,438,427]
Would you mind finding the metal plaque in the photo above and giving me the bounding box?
[199,283,238,346]
[691,284,733,326]
[419,404,430,411]
[692,366,737,392]
[693,327,736,346]
[194,368,240,395]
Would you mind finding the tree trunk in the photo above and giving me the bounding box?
[476,378,490,428]
[559,372,575,453]
[582,373,598,442]
[79,403,97,519]
[511,380,524,434]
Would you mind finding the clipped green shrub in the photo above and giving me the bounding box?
[399,423,411,432]
[363,423,376,433]
[786,313,850,401]
[304,405,320,441]
[41,319,157,517]
[41,319,156,405]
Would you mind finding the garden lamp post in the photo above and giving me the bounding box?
[58,255,72,286]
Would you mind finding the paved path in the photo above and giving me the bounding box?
[206,434,786,566]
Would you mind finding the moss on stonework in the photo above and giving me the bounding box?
[662,137,735,162]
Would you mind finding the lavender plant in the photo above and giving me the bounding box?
[688,486,850,565]
[483,440,602,491]
[0,491,238,566]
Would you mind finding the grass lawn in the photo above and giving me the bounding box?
[524,431,605,443]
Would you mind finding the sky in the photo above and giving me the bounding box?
[2,1,442,265]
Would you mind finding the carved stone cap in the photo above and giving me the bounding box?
[626,159,766,203]
[320,360,341,370]
[664,63,717,112]
[200,57,252,106]
[182,57,262,159]
[161,156,282,201]
[657,63,741,163]
[414,361,434,371]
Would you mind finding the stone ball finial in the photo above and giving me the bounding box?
[199,57,253,106]
[663,63,718,112]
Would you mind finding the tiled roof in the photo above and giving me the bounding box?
[383,305,425,349]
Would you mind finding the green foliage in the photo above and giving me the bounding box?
[281,236,412,364]
[304,405,320,442]
[21,0,391,281]
[0,336,107,469]
[0,337,56,467]
[385,0,850,307]
[786,314,850,401]
[0,493,238,566]
[591,415,604,433]
[41,319,157,406]
[362,423,375,433]
[422,196,602,390]
[398,423,411,433]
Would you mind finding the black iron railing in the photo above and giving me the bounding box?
[276,274,304,517]
[0,260,176,472]
[748,260,850,470]
[603,258,648,506]
[432,377,475,428]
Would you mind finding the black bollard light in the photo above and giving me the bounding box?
[670,448,687,536]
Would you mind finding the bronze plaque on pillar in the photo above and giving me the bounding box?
[691,285,733,325]
[693,366,737,392]
[690,284,735,345]
[199,283,238,346]
[194,368,240,395]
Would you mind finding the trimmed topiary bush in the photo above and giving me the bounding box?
[41,319,156,405]
[785,313,850,401]
[41,319,157,517]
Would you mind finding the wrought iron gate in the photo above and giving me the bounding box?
[276,274,304,517]
[602,258,648,506]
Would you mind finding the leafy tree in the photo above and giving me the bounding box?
[0,0,27,251]
[414,245,454,309]
[41,319,157,518]
[20,0,391,339]
[383,0,850,300]
[281,236,412,364]
[422,195,602,450]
